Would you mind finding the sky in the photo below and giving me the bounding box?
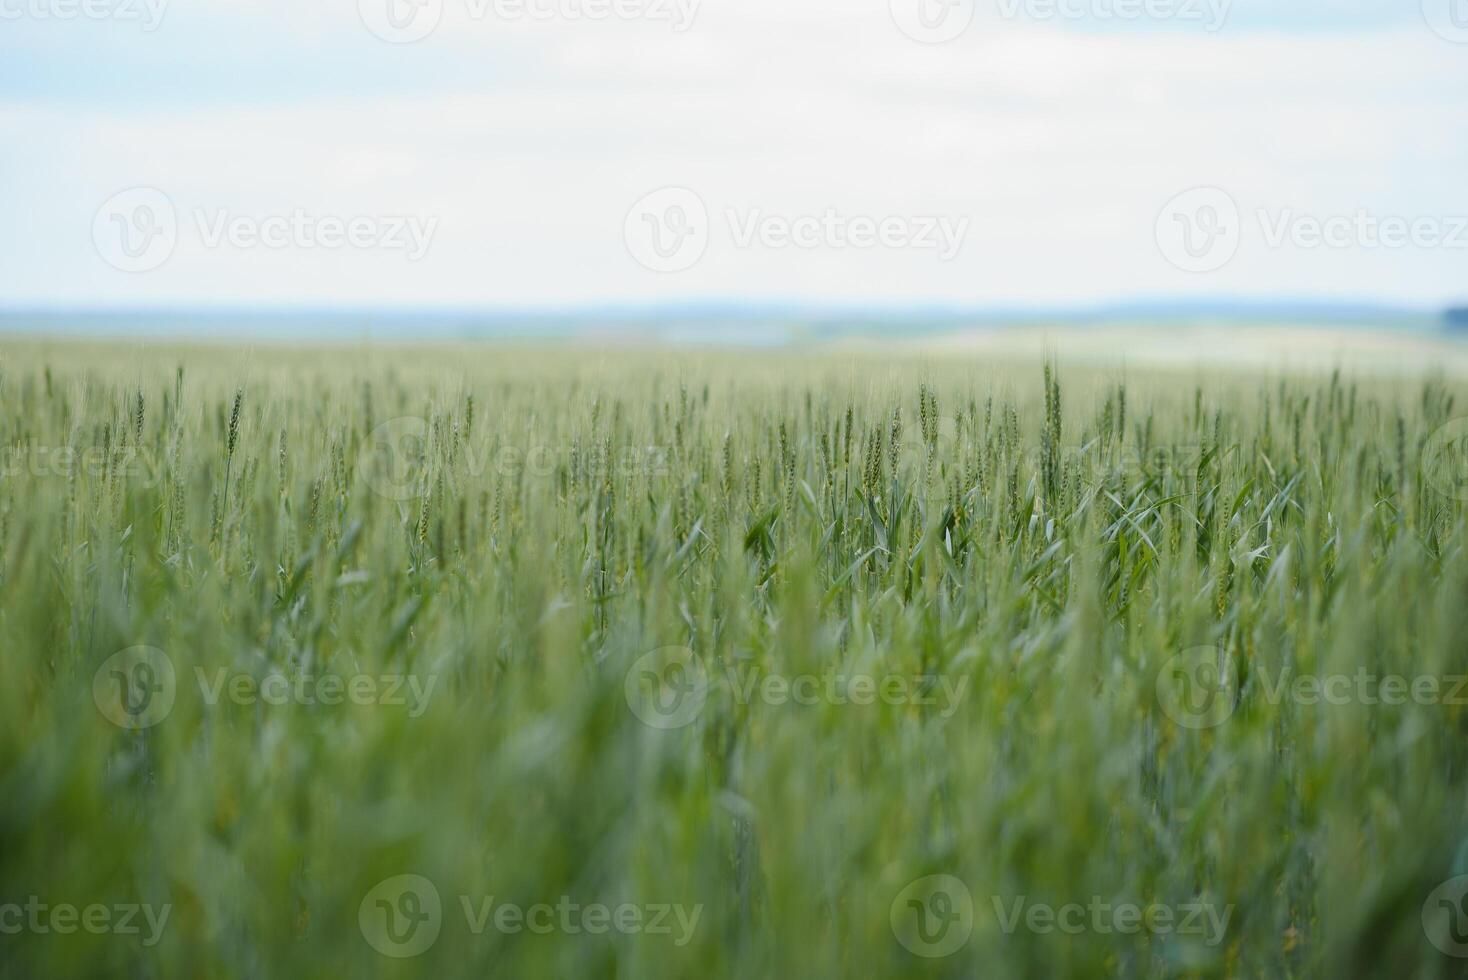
[1,0,1466,312]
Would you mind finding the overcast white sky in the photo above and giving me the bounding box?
[2,0,1466,311]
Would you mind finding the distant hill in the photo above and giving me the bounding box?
[0,301,1448,344]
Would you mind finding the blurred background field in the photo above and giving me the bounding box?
[2,339,1467,977]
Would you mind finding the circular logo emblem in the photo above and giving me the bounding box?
[889,0,975,43]
[1422,0,1468,43]
[359,0,443,43]
[624,188,709,273]
[1423,875,1468,958]
[93,646,177,730]
[93,187,177,273]
[891,874,974,958]
[358,417,433,501]
[1155,186,1240,273]
[359,874,443,958]
[624,646,708,729]
[1423,418,1468,501]
[1156,646,1239,730]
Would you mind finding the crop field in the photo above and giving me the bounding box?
[2,340,1467,978]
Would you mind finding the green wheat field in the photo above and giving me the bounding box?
[3,340,1468,978]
